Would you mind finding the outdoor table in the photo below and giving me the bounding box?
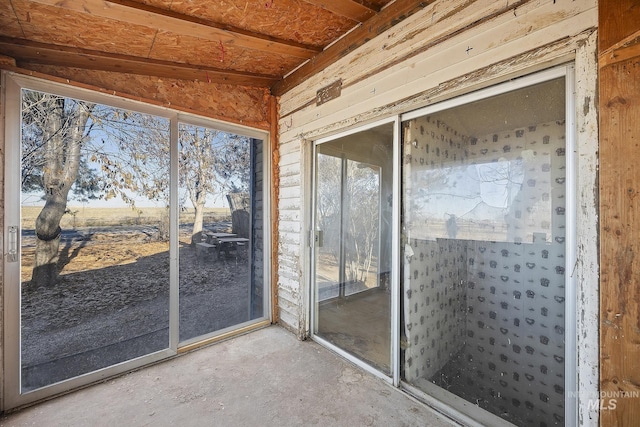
[207,232,237,238]
[216,237,250,259]
[204,232,237,245]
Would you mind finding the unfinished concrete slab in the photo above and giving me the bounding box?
[0,326,456,426]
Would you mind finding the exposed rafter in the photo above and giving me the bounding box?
[0,37,279,87]
[28,0,322,59]
[271,0,436,95]
[301,0,378,22]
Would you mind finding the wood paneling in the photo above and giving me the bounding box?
[28,0,321,59]
[280,0,596,138]
[16,65,272,129]
[271,0,438,95]
[600,1,640,424]
[599,56,640,426]
[0,37,279,87]
[599,0,640,53]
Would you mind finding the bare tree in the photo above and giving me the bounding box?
[22,91,95,286]
[21,90,170,287]
[344,161,380,284]
[21,88,250,287]
[179,124,250,245]
[316,154,380,286]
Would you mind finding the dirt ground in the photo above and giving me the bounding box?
[19,222,256,391]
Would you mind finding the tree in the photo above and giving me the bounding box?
[344,160,380,285]
[21,88,249,287]
[22,91,95,287]
[316,154,381,287]
[21,90,170,287]
[179,124,250,245]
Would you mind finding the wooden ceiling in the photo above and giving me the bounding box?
[0,0,431,95]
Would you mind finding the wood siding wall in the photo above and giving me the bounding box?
[599,0,640,425]
[277,0,600,424]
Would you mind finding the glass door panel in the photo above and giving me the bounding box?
[315,154,342,301]
[5,76,270,410]
[344,159,381,297]
[19,89,171,392]
[401,77,568,426]
[178,124,264,343]
[313,122,394,375]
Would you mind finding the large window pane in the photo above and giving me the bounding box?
[314,123,394,375]
[20,89,171,391]
[401,78,567,426]
[178,124,264,342]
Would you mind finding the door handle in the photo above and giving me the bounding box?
[7,226,18,262]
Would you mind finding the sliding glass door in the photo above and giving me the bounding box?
[178,123,265,344]
[309,66,576,426]
[3,73,270,410]
[312,120,396,376]
[15,89,172,393]
[400,70,574,426]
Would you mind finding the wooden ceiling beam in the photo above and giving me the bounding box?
[27,0,322,59]
[301,0,378,22]
[271,0,435,96]
[0,37,278,87]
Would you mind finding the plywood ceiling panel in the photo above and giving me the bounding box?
[148,31,301,75]
[0,1,24,36]
[0,0,429,91]
[27,64,271,127]
[9,0,156,57]
[166,0,356,47]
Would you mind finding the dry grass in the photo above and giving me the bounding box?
[21,206,230,229]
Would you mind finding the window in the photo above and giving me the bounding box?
[401,76,570,426]
[3,73,270,409]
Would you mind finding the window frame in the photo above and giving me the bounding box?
[397,64,577,427]
[305,64,577,427]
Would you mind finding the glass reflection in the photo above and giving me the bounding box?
[178,124,264,342]
[401,78,567,426]
[314,123,393,374]
[20,89,171,391]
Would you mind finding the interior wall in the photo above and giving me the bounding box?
[462,121,566,426]
[402,116,470,381]
[402,238,467,381]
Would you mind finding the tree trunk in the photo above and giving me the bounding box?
[32,191,69,286]
[32,234,62,287]
[191,199,206,245]
[30,96,93,287]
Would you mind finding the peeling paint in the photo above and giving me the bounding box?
[583,95,591,116]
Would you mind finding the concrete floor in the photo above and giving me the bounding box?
[1,326,456,427]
